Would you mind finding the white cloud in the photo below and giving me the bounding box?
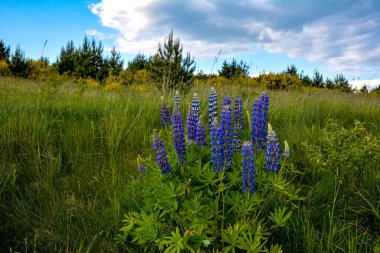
[88,0,380,76]
[350,78,380,91]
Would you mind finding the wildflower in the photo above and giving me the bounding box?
[265,124,280,173]
[174,90,181,109]
[251,92,269,149]
[196,120,206,146]
[160,100,171,126]
[218,105,233,170]
[222,95,231,106]
[234,98,243,129]
[232,123,239,152]
[242,142,257,194]
[186,105,197,141]
[191,93,200,123]
[210,117,222,172]
[172,104,186,164]
[137,155,146,173]
[208,87,218,128]
[282,140,290,158]
[153,129,171,174]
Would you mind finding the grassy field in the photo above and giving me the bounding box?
[0,77,379,252]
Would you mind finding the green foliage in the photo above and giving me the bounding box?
[218,59,250,79]
[9,45,30,78]
[107,46,124,75]
[0,39,11,62]
[57,40,76,75]
[333,73,351,92]
[127,53,151,73]
[150,31,196,94]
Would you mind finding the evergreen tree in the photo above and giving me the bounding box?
[334,73,351,92]
[151,31,195,94]
[0,40,11,62]
[10,45,29,78]
[127,53,150,73]
[57,40,76,75]
[312,69,324,88]
[218,59,249,78]
[285,64,298,76]
[107,47,124,75]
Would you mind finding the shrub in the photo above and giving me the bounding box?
[0,60,9,76]
[257,73,301,90]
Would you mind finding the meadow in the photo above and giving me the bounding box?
[0,76,379,252]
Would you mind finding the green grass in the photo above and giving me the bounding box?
[0,77,379,252]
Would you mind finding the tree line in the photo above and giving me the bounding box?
[0,32,379,94]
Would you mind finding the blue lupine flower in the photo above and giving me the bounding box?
[208,87,218,128]
[137,155,146,173]
[232,123,239,152]
[172,104,186,164]
[196,120,206,146]
[222,95,231,106]
[251,98,263,148]
[251,92,270,149]
[282,140,290,158]
[191,93,200,123]
[217,105,233,171]
[234,98,243,129]
[210,117,222,172]
[174,90,181,109]
[242,141,257,194]
[160,101,171,126]
[265,124,280,173]
[187,105,197,141]
[153,130,171,174]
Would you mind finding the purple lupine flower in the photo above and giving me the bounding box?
[153,129,171,174]
[242,141,257,194]
[208,87,218,128]
[260,91,269,143]
[265,124,280,173]
[210,117,222,172]
[234,98,243,130]
[251,92,269,149]
[187,105,197,141]
[174,90,181,109]
[217,105,233,171]
[196,120,206,146]
[222,95,231,106]
[232,123,239,152]
[251,98,263,149]
[137,155,146,173]
[172,104,186,164]
[191,93,200,123]
[160,101,171,126]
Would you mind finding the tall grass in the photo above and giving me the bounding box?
[0,77,379,252]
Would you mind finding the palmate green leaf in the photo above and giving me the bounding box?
[131,211,159,244]
[156,181,185,216]
[158,227,195,253]
[120,212,140,233]
[236,225,268,253]
[222,223,249,253]
[268,206,292,229]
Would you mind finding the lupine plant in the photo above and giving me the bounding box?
[234,98,243,129]
[266,123,280,173]
[172,104,186,164]
[208,87,218,128]
[186,105,197,141]
[251,92,270,149]
[195,120,206,146]
[118,90,301,252]
[160,99,171,126]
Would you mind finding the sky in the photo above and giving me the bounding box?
[1,0,380,89]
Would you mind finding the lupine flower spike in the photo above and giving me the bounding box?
[174,90,181,109]
[217,105,233,171]
[153,129,171,174]
[222,95,231,106]
[210,117,222,172]
[234,98,243,130]
[208,87,218,128]
[191,93,200,124]
[137,155,146,173]
[265,123,280,173]
[196,120,206,146]
[160,97,171,126]
[172,104,186,164]
[282,140,290,158]
[242,142,257,194]
[251,92,269,149]
[187,105,197,141]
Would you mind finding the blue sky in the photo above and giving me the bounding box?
[1,0,380,87]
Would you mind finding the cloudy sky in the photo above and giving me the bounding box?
[1,0,380,87]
